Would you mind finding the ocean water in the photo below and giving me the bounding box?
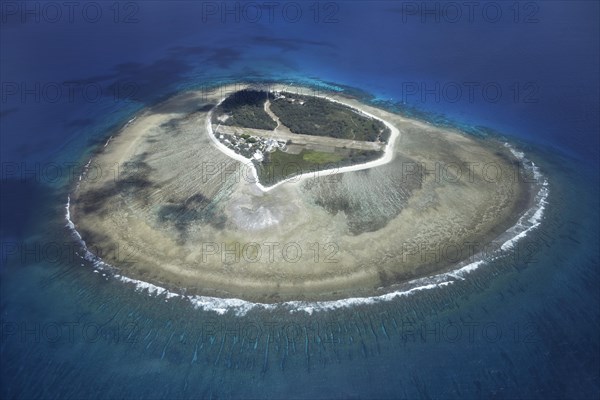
[1,1,599,399]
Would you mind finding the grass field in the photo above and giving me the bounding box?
[301,150,344,164]
[255,148,381,186]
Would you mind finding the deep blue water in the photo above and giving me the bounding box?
[1,1,599,399]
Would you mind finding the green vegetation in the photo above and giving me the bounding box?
[212,90,392,186]
[255,148,382,186]
[213,90,277,130]
[270,93,391,142]
[302,151,344,164]
[240,133,257,143]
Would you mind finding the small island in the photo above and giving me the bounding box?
[69,83,536,303]
[210,89,391,187]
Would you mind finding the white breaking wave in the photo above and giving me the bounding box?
[500,143,549,251]
[65,110,549,316]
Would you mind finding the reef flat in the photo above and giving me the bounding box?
[70,83,533,303]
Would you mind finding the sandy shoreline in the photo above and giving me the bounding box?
[69,83,537,304]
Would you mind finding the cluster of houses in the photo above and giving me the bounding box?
[218,133,287,162]
[272,91,305,105]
